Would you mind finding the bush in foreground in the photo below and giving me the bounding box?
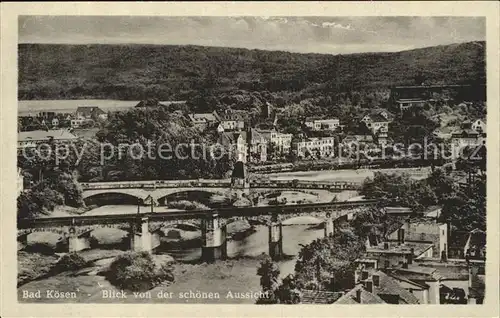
[106,251,174,291]
[53,252,89,273]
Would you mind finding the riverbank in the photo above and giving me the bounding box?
[18,224,324,302]
[18,255,268,303]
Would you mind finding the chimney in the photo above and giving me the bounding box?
[356,289,362,303]
[361,270,368,280]
[408,248,414,264]
[365,280,373,293]
[398,228,405,245]
[373,275,380,287]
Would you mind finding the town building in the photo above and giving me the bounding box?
[75,106,107,121]
[304,117,340,131]
[188,112,220,131]
[386,221,449,259]
[293,136,336,159]
[451,129,486,151]
[246,129,268,163]
[361,109,393,135]
[342,134,374,145]
[70,118,87,128]
[18,129,79,149]
[336,270,420,304]
[470,119,486,133]
[432,126,457,140]
[218,110,248,131]
[396,98,426,112]
[257,129,293,157]
[218,131,247,162]
[387,258,485,304]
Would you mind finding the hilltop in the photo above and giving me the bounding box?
[18,41,485,101]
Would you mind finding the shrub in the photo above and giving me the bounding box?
[106,251,174,291]
[53,252,89,272]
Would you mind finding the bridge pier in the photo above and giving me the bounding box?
[324,213,335,237]
[129,217,152,253]
[268,214,283,261]
[201,213,227,263]
[68,227,91,252]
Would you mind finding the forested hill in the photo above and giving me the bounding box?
[18,41,485,101]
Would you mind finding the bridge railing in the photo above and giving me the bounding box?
[81,179,232,190]
[18,199,379,228]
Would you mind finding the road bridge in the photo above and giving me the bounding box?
[18,200,377,262]
[80,179,360,206]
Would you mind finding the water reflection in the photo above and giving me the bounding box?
[158,224,324,277]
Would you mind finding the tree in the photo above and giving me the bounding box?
[256,256,280,304]
[294,228,365,292]
[439,175,486,232]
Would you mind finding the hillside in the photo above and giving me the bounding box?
[18,41,485,101]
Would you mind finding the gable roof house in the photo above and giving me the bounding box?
[218,110,249,131]
[76,106,107,121]
[188,112,220,131]
[361,109,394,135]
[336,270,419,304]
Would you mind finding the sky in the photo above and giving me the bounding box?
[18,16,485,54]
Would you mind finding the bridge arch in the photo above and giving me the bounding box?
[153,188,231,206]
[281,215,325,225]
[83,190,147,206]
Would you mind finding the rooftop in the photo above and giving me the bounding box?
[300,290,343,304]
[366,241,433,257]
[18,129,78,142]
[334,284,385,304]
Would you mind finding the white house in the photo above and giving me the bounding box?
[305,117,340,131]
[361,109,393,135]
[18,129,79,149]
[471,119,486,133]
[293,137,336,159]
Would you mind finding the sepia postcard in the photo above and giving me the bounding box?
[1,2,499,318]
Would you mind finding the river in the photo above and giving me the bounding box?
[161,224,324,277]
[265,166,431,182]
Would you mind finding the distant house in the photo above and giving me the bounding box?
[293,136,336,159]
[218,131,247,162]
[76,106,107,121]
[361,109,394,135]
[188,112,220,131]
[451,129,485,151]
[387,259,485,304]
[51,117,59,128]
[433,126,457,140]
[468,119,486,133]
[218,110,248,131]
[386,221,449,259]
[396,98,426,111]
[342,134,374,145]
[255,129,292,156]
[18,129,79,149]
[336,270,420,304]
[305,117,340,131]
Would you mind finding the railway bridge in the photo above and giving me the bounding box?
[18,200,377,262]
